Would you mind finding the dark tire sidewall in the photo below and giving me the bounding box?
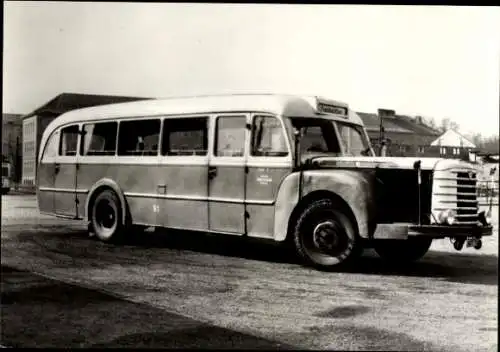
[91,190,124,242]
[293,199,359,270]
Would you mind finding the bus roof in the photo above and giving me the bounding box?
[46,94,363,127]
[39,94,365,160]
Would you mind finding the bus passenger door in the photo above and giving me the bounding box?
[54,124,79,218]
[245,115,293,239]
[159,117,209,231]
[208,115,248,235]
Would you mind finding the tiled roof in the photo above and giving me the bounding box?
[357,112,413,134]
[394,114,441,136]
[23,93,152,119]
[357,112,441,136]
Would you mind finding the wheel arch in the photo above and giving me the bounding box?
[85,178,129,225]
[285,190,359,243]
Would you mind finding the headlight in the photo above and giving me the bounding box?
[479,210,492,226]
[438,209,457,225]
[486,211,492,225]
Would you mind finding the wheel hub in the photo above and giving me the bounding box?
[313,221,343,254]
[97,201,116,229]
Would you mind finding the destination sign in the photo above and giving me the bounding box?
[317,102,348,116]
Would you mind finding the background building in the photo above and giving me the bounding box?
[358,110,477,160]
[21,93,150,186]
[2,113,23,183]
[430,129,476,159]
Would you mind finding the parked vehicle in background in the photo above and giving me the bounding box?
[2,160,12,194]
[35,94,493,270]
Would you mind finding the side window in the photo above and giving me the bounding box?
[59,125,79,156]
[118,119,161,156]
[215,116,246,157]
[251,116,288,157]
[162,117,208,156]
[81,122,118,156]
[42,131,60,160]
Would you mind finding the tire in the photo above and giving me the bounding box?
[90,189,128,243]
[374,238,432,263]
[292,199,361,270]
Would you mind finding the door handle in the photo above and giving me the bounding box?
[208,166,217,180]
[54,163,60,174]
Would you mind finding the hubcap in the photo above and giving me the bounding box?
[95,200,116,233]
[312,221,348,257]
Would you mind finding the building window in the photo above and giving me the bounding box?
[81,122,118,156]
[399,145,407,153]
[215,116,246,157]
[440,147,447,155]
[118,119,160,156]
[418,146,425,153]
[251,116,288,157]
[162,117,208,156]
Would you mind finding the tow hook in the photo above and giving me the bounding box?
[450,237,482,250]
[466,237,482,250]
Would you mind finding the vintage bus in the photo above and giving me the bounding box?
[36,94,493,270]
[2,160,12,194]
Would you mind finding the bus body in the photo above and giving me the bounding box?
[2,161,11,194]
[36,94,493,270]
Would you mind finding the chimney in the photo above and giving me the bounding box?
[415,116,423,124]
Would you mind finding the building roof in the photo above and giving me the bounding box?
[430,129,476,148]
[22,93,151,119]
[357,112,413,134]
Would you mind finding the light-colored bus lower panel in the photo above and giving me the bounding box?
[37,189,53,214]
[246,204,275,239]
[162,199,208,231]
[209,202,245,235]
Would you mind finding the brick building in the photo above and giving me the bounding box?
[357,110,475,160]
[21,93,150,185]
[2,113,23,183]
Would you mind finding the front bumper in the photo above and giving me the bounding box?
[372,223,493,240]
[408,224,493,238]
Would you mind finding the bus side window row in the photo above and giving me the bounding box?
[49,115,288,160]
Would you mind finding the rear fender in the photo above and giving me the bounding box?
[85,178,128,225]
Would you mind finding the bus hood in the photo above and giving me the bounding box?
[310,156,477,172]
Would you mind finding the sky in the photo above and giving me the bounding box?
[3,2,500,137]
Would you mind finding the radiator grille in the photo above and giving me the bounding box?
[454,171,478,224]
[432,168,479,225]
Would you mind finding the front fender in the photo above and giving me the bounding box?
[273,169,376,241]
[85,178,128,224]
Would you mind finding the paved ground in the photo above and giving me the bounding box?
[1,195,498,350]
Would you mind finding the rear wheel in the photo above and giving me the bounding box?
[374,238,432,263]
[91,190,128,243]
[292,199,361,270]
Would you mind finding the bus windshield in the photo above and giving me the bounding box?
[290,118,342,156]
[335,121,373,157]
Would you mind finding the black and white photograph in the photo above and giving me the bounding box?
[2,2,499,350]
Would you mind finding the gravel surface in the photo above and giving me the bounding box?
[1,195,497,350]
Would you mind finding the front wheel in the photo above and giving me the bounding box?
[374,238,432,263]
[292,199,361,270]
